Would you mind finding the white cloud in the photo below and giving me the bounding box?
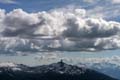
[0,0,17,4]
[2,8,120,38]
[112,0,120,4]
[87,5,120,20]
[83,0,120,4]
[34,52,61,61]
[76,55,120,67]
[0,8,120,52]
[0,9,5,33]
[79,56,110,63]
[83,0,95,3]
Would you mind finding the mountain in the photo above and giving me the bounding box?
[0,61,118,80]
[83,62,120,80]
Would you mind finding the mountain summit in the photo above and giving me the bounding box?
[0,61,118,80]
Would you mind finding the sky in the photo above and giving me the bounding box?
[0,0,120,65]
[0,0,120,21]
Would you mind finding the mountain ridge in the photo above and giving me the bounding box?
[0,61,118,80]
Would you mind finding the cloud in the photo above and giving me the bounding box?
[0,0,17,4]
[34,52,61,61]
[112,0,120,4]
[0,37,76,53]
[0,8,120,53]
[87,5,120,21]
[83,0,120,4]
[83,0,96,3]
[34,52,73,63]
[76,55,120,67]
[2,8,120,38]
[78,56,120,64]
[80,0,120,21]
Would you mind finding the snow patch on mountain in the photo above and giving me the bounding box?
[0,62,22,71]
[0,62,17,67]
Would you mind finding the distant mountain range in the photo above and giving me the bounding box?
[0,61,118,80]
[81,62,120,80]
